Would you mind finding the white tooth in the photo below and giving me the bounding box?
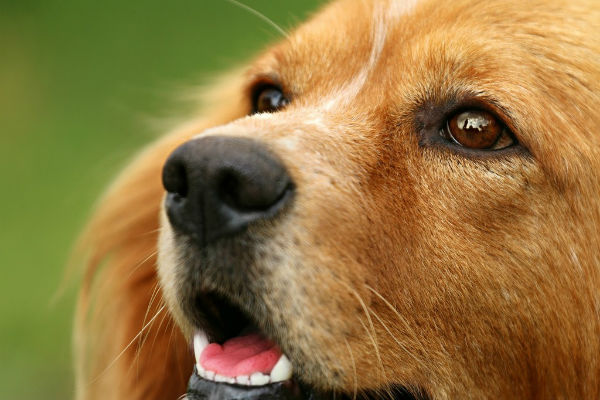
[249,372,270,386]
[205,370,215,380]
[196,363,205,373]
[227,377,236,384]
[193,331,209,363]
[236,375,250,385]
[269,355,293,382]
[214,374,229,383]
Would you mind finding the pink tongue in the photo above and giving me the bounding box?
[199,333,282,377]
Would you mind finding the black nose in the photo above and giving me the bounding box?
[162,136,294,246]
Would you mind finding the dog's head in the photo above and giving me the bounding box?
[156,0,600,398]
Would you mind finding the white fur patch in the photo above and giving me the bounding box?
[321,0,418,111]
[388,0,419,20]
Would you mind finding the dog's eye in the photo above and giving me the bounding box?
[255,86,288,113]
[441,110,514,150]
[253,85,289,114]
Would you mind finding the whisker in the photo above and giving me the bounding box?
[149,303,172,356]
[369,308,426,369]
[130,283,163,371]
[125,249,158,280]
[365,284,427,357]
[225,0,288,37]
[132,300,170,380]
[141,227,165,237]
[340,281,387,382]
[137,283,162,352]
[89,304,167,385]
[344,338,358,400]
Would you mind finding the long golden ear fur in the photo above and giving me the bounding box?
[74,71,248,400]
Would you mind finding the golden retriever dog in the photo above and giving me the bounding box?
[74,0,600,398]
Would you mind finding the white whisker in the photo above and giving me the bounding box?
[365,284,428,357]
[89,304,167,385]
[225,0,288,38]
[344,338,358,400]
[340,281,388,381]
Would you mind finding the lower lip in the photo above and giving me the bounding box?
[186,367,307,400]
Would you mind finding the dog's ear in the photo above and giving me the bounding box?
[74,127,195,400]
[73,70,249,400]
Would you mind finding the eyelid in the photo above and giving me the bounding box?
[414,95,527,158]
[247,73,285,99]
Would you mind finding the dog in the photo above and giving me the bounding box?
[74,0,600,398]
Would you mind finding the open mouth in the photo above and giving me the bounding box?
[185,291,316,399]
[193,331,292,385]
[184,292,425,400]
[188,291,291,385]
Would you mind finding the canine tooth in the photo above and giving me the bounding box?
[214,374,229,383]
[249,372,270,386]
[193,332,209,363]
[236,375,250,385]
[205,370,215,380]
[269,355,293,382]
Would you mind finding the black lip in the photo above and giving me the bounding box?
[187,367,327,400]
[187,368,427,400]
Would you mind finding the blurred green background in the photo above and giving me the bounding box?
[0,1,322,398]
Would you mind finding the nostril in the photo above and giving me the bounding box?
[217,169,243,210]
[162,158,189,198]
[215,167,292,213]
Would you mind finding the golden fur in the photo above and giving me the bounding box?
[75,0,600,398]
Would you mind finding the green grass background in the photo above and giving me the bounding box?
[0,1,322,398]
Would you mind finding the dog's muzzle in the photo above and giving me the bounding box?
[161,135,299,395]
[160,137,424,399]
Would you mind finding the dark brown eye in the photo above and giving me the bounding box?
[253,86,289,114]
[442,110,514,150]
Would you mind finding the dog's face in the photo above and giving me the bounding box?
[157,0,600,398]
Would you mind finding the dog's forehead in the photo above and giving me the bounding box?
[273,0,597,95]
[273,0,419,107]
[270,0,498,110]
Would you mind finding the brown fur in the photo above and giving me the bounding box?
[75,0,600,399]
